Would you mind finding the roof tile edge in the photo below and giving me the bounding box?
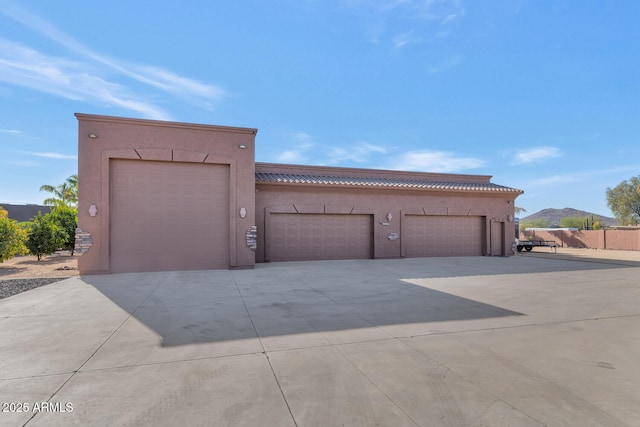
[255,172,524,194]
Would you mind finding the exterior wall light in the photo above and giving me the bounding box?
[239,207,247,218]
[88,133,97,139]
[239,144,247,149]
[386,212,393,221]
[88,204,98,217]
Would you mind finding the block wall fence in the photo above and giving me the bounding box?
[520,229,640,251]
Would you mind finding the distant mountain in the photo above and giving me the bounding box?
[519,208,618,227]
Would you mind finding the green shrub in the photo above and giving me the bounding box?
[47,206,78,254]
[0,216,28,262]
[25,213,67,261]
[519,219,550,231]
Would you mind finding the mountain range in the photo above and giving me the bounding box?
[519,208,618,227]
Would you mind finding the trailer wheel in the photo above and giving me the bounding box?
[525,246,533,252]
[517,246,523,252]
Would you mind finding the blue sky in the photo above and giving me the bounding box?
[1,0,639,217]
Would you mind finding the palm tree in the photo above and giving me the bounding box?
[40,174,78,208]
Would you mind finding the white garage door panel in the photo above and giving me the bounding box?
[404,215,483,257]
[270,214,372,261]
[110,160,229,273]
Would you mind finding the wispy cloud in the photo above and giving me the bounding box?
[442,13,461,25]
[0,128,21,134]
[274,133,388,166]
[276,132,315,163]
[28,151,77,160]
[345,0,463,18]
[511,146,561,165]
[0,39,171,120]
[273,132,481,173]
[0,1,226,119]
[277,149,310,163]
[391,150,485,172]
[523,165,640,189]
[393,30,421,48]
[343,0,465,48]
[427,54,463,73]
[328,142,387,163]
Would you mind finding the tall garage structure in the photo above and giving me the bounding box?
[76,114,257,274]
[76,114,523,274]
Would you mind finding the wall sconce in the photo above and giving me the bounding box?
[507,214,514,222]
[386,212,393,221]
[239,207,247,218]
[239,144,247,149]
[88,204,98,217]
[88,133,97,139]
[506,200,512,204]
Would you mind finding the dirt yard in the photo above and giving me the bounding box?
[0,252,78,279]
[2,247,639,279]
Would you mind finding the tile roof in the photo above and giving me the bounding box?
[255,173,523,193]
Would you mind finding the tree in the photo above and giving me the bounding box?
[0,215,28,262]
[47,206,78,255]
[606,176,640,225]
[519,218,550,231]
[25,213,67,261]
[514,206,527,216]
[40,174,78,208]
[560,216,587,229]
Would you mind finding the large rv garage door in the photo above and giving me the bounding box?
[110,160,229,273]
[269,214,372,261]
[403,215,484,257]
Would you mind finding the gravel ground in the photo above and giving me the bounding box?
[0,253,76,300]
[0,277,69,300]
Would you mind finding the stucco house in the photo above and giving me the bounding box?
[76,114,523,274]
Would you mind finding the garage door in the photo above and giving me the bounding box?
[403,215,484,257]
[269,214,372,261]
[110,160,229,273]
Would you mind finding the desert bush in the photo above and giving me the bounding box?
[519,218,550,231]
[0,215,28,262]
[47,205,78,254]
[25,213,66,261]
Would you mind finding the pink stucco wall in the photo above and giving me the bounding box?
[255,163,521,261]
[76,113,257,274]
[77,114,523,274]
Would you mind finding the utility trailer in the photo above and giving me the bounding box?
[516,239,558,253]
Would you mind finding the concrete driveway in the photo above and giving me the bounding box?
[1,253,639,426]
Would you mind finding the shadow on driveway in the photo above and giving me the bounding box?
[81,258,533,347]
[80,255,639,348]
